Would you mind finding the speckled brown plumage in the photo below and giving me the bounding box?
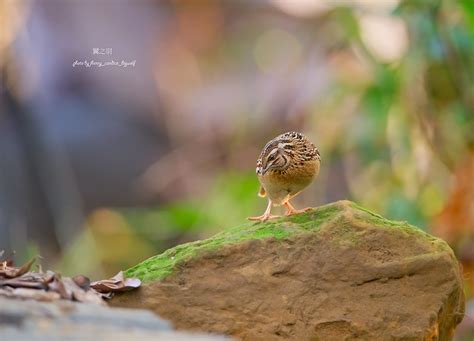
[248,132,321,222]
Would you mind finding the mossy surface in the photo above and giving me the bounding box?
[125,200,446,282]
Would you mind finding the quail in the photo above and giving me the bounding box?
[248,131,321,222]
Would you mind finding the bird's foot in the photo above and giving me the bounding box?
[247,214,279,222]
[285,207,313,216]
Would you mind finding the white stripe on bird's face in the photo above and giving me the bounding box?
[278,142,292,149]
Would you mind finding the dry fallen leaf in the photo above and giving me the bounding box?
[0,258,36,279]
[0,253,140,304]
[0,277,47,290]
[90,271,141,294]
[48,274,70,299]
[42,271,56,285]
[0,287,61,301]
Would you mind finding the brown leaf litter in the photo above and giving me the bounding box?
[0,251,140,304]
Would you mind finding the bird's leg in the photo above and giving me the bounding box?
[247,200,277,222]
[284,201,312,216]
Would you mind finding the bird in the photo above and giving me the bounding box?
[248,131,321,222]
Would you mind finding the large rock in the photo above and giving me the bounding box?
[112,200,465,340]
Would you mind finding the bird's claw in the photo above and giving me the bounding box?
[247,214,278,222]
[284,207,312,216]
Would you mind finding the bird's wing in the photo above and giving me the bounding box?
[258,186,266,198]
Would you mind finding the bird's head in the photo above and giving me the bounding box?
[256,142,293,175]
[256,131,320,176]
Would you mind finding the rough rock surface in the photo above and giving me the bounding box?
[0,296,225,340]
[112,200,465,340]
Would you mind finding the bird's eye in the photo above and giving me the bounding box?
[268,154,275,161]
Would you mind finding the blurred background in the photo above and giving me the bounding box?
[0,0,473,338]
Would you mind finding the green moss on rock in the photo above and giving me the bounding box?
[125,200,444,282]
